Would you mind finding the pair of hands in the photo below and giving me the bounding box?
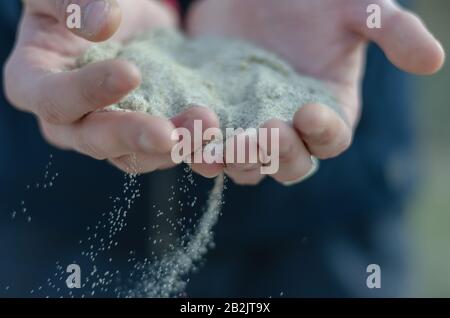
[4,0,444,185]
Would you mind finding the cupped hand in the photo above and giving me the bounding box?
[187,0,445,185]
[4,0,219,174]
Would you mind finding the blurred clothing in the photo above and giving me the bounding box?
[0,0,415,297]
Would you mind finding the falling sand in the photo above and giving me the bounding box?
[78,28,341,297]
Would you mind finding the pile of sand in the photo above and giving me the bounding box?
[78,28,341,132]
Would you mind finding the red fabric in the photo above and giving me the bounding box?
[164,0,180,13]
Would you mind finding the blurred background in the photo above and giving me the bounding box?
[409,0,450,297]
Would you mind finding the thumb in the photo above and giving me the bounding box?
[23,0,122,42]
[351,1,445,75]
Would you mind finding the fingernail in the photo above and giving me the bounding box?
[282,156,320,186]
[84,1,110,36]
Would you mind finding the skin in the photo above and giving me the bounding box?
[4,0,445,183]
[187,0,445,185]
[4,0,220,174]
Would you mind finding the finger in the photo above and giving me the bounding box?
[110,153,174,174]
[33,60,141,124]
[224,130,264,185]
[293,103,352,159]
[23,0,122,42]
[226,166,265,186]
[225,159,265,186]
[351,1,445,75]
[171,106,223,178]
[261,119,315,184]
[190,145,223,179]
[43,111,176,160]
[170,106,220,149]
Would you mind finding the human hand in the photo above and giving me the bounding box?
[187,0,445,185]
[4,0,219,174]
